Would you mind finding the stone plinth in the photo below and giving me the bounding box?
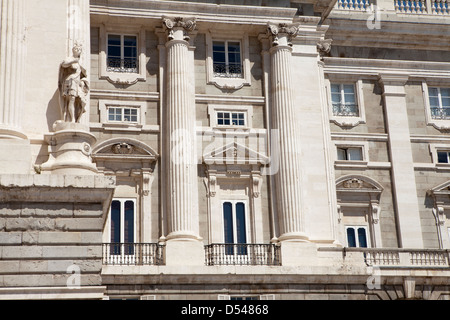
[40,121,98,175]
[0,174,115,300]
[164,239,205,267]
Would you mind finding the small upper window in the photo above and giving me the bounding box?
[108,106,139,123]
[107,34,138,73]
[331,84,359,117]
[337,147,363,161]
[213,41,242,78]
[437,150,450,164]
[217,111,246,127]
[428,87,450,120]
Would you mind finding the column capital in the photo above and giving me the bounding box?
[378,73,409,97]
[162,17,197,42]
[378,73,409,86]
[267,23,299,47]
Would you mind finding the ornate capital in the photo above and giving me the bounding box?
[163,17,196,41]
[317,39,332,57]
[267,23,298,47]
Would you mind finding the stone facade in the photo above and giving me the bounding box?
[1,0,450,300]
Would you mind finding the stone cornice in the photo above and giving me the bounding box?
[324,15,450,51]
[90,0,297,25]
[324,57,450,79]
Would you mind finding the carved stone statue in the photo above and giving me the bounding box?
[58,43,89,123]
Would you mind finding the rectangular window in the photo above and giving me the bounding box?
[331,83,359,117]
[110,199,136,255]
[429,87,450,120]
[337,147,363,161]
[223,201,248,255]
[437,150,450,163]
[345,226,368,248]
[107,34,138,73]
[213,41,242,78]
[107,107,139,123]
[217,111,246,127]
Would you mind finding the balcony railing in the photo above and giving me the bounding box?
[431,107,450,120]
[332,103,359,117]
[345,248,450,267]
[205,244,281,266]
[102,243,165,266]
[213,63,243,79]
[337,0,372,10]
[335,0,449,13]
[106,58,138,73]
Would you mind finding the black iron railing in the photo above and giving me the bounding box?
[431,107,450,120]
[107,58,138,73]
[205,243,281,266]
[102,243,165,266]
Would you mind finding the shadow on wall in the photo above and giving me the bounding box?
[46,88,62,132]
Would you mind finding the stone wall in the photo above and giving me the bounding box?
[0,174,115,299]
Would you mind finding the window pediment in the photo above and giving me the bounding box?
[92,138,158,162]
[203,142,269,166]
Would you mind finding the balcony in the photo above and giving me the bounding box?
[431,107,450,120]
[342,247,450,267]
[205,244,281,266]
[106,58,138,73]
[102,243,165,266]
[335,0,450,14]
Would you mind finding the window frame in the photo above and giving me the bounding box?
[427,86,450,120]
[212,40,243,78]
[98,100,147,131]
[334,141,369,167]
[429,144,450,168]
[98,24,146,85]
[106,34,139,74]
[109,198,137,245]
[326,78,366,128]
[345,225,370,248]
[221,200,250,248]
[422,81,450,132]
[206,31,251,90]
[107,106,139,124]
[337,146,363,161]
[207,104,253,130]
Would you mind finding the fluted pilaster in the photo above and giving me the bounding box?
[67,0,90,126]
[0,0,26,139]
[164,18,200,241]
[268,24,307,241]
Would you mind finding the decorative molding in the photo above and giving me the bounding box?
[422,81,450,132]
[203,141,269,166]
[98,24,147,85]
[163,17,197,41]
[326,79,366,128]
[267,23,299,47]
[205,30,251,90]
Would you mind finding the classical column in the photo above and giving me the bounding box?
[267,24,307,242]
[0,0,26,139]
[67,0,90,126]
[379,74,423,248]
[163,17,201,242]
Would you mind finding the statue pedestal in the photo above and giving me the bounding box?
[40,121,98,175]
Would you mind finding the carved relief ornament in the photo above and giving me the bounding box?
[267,23,299,47]
[163,17,196,41]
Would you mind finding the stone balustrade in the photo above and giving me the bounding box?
[335,0,450,14]
[342,248,450,267]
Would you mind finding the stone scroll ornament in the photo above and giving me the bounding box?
[163,17,197,40]
[58,42,89,123]
[267,23,299,47]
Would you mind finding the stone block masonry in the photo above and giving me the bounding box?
[0,174,115,300]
